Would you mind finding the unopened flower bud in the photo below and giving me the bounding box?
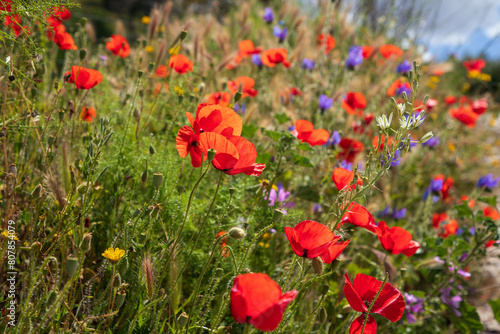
[79,49,87,61]
[113,273,122,288]
[80,233,92,252]
[138,70,144,78]
[228,227,246,239]
[115,291,126,308]
[141,170,148,183]
[207,148,216,162]
[229,187,236,196]
[80,17,87,25]
[153,172,163,188]
[148,62,155,72]
[312,257,323,275]
[175,312,188,329]
[420,131,434,144]
[66,256,79,277]
[180,30,188,41]
[234,91,242,103]
[9,164,16,175]
[318,307,327,323]
[149,145,156,155]
[273,209,284,223]
[46,291,59,310]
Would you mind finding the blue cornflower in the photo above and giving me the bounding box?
[252,54,263,67]
[345,46,363,69]
[477,174,499,189]
[319,94,333,113]
[263,7,274,23]
[301,58,315,70]
[273,25,288,43]
[397,59,412,74]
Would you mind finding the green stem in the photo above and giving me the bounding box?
[361,273,389,334]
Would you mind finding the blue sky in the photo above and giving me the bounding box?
[417,0,500,60]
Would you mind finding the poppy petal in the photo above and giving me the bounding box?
[349,314,377,334]
[284,227,304,257]
[344,274,368,313]
[320,239,350,264]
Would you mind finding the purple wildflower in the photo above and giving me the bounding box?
[440,287,462,317]
[405,293,424,323]
[263,7,274,23]
[319,94,333,112]
[477,174,500,189]
[422,136,439,148]
[252,54,263,67]
[345,45,363,69]
[397,59,412,74]
[273,25,288,43]
[301,58,315,70]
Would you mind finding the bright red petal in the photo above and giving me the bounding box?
[284,227,304,257]
[349,314,377,334]
[343,274,368,313]
[320,239,350,264]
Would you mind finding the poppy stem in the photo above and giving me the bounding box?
[361,272,389,334]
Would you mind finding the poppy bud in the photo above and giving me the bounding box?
[207,148,216,162]
[229,187,235,196]
[113,273,122,288]
[177,312,189,328]
[322,284,330,295]
[133,108,140,120]
[30,183,42,199]
[59,109,65,121]
[228,227,246,239]
[115,291,126,308]
[80,233,92,252]
[148,62,155,72]
[141,170,148,183]
[318,307,327,323]
[66,256,79,277]
[79,49,87,61]
[215,267,224,277]
[234,91,242,103]
[149,145,156,155]
[273,208,284,223]
[180,30,188,41]
[312,257,323,275]
[80,17,87,25]
[9,164,17,175]
[46,291,59,310]
[153,172,163,188]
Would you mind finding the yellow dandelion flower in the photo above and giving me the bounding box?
[174,86,184,96]
[102,247,125,265]
[141,16,150,24]
[1,230,19,240]
[193,87,199,93]
[258,242,265,247]
[264,243,270,248]
[145,46,154,53]
[447,142,456,152]
[430,76,439,83]
[467,70,480,78]
[480,73,491,82]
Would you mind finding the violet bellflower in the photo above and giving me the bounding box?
[319,94,333,113]
[273,25,288,43]
[263,7,274,23]
[477,174,500,189]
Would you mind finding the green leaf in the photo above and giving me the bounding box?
[297,142,312,151]
[296,186,320,202]
[274,113,291,124]
[256,152,273,164]
[454,201,474,218]
[477,196,497,207]
[450,301,483,333]
[264,129,283,142]
[242,124,259,138]
[292,153,314,168]
[489,298,500,324]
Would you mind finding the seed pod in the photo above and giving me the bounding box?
[207,148,216,162]
[229,187,235,196]
[153,172,163,188]
[66,256,79,277]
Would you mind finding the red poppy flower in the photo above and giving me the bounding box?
[379,44,403,59]
[52,24,77,50]
[337,138,364,163]
[81,106,97,122]
[106,35,130,58]
[486,240,497,248]
[66,66,103,90]
[377,221,420,257]
[284,220,336,258]
[362,46,375,59]
[332,168,363,191]
[449,105,479,128]
[439,219,459,238]
[51,6,71,21]
[344,273,405,334]
[342,92,367,115]
[372,134,395,152]
[432,212,448,229]
[339,203,381,236]
[435,175,453,200]
[155,65,169,78]
[320,239,350,264]
[317,33,336,54]
[216,231,229,257]
[199,133,266,176]
[484,207,500,220]
[1,0,12,12]
[231,273,298,332]
[176,104,242,167]
[295,120,329,146]
[5,13,23,37]
[227,76,258,99]
[386,78,410,97]
[463,59,485,72]
[261,48,290,68]
[444,96,457,105]
[207,92,231,105]
[169,54,194,74]
[472,99,488,115]
[238,40,262,57]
